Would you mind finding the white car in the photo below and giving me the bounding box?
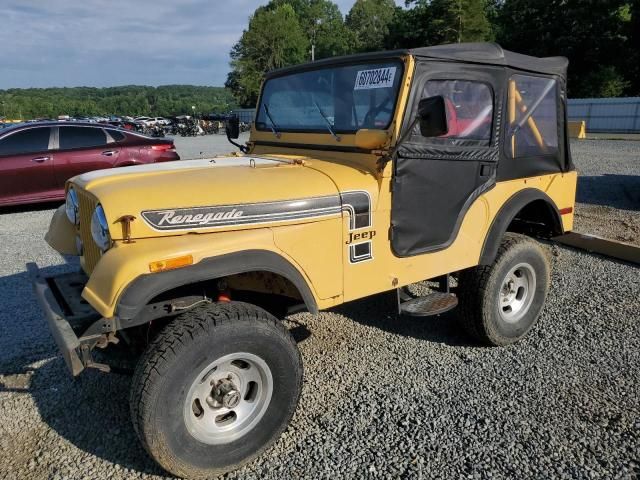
[135,117,170,126]
[133,116,152,126]
[151,117,171,125]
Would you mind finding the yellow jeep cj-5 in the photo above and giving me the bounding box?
[31,43,576,478]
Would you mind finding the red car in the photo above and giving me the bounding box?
[0,122,179,206]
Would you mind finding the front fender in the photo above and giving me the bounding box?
[116,249,320,320]
[45,205,78,256]
[81,228,319,318]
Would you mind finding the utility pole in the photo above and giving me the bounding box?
[458,0,462,43]
[310,18,321,61]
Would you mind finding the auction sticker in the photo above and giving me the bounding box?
[354,67,396,90]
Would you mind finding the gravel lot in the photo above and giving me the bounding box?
[0,138,638,479]
[572,140,640,245]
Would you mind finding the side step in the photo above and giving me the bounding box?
[399,292,458,317]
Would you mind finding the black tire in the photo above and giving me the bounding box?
[457,233,550,346]
[130,301,302,478]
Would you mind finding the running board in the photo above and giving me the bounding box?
[399,292,458,317]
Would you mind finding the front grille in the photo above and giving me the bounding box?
[76,189,102,274]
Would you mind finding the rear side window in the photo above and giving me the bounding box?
[508,75,558,158]
[420,80,493,144]
[0,127,50,156]
[106,129,125,141]
[59,127,107,150]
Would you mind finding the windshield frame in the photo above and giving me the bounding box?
[255,58,405,136]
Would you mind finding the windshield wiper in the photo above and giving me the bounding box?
[262,103,281,138]
[313,101,340,142]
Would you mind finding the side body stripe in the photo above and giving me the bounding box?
[141,190,374,264]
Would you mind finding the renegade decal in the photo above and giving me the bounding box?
[340,191,373,264]
[141,191,375,264]
[142,196,341,231]
[354,67,396,90]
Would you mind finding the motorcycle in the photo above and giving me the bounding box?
[202,120,220,135]
[144,123,165,138]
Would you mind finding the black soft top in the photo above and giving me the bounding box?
[409,43,567,78]
[266,42,568,79]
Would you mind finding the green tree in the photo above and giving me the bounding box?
[626,0,640,94]
[383,0,492,49]
[265,0,352,59]
[430,0,491,43]
[0,86,237,120]
[346,0,397,52]
[496,0,632,97]
[306,0,353,59]
[227,4,309,107]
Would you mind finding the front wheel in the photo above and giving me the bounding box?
[130,302,302,478]
[457,233,550,346]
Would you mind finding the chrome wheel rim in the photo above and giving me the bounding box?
[498,262,536,324]
[183,352,273,445]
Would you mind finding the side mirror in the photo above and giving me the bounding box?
[226,115,240,140]
[417,96,448,137]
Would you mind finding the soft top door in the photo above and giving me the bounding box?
[391,61,506,257]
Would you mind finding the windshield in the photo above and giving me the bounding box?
[256,60,403,134]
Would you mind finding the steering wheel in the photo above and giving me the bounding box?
[363,96,393,127]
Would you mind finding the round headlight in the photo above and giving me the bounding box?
[91,204,111,251]
[65,188,79,225]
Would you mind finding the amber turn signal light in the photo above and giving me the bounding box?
[149,254,193,273]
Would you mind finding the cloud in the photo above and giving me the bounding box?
[0,0,403,89]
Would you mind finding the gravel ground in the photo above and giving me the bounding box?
[0,139,638,479]
[571,140,640,245]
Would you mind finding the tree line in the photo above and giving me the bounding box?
[0,85,237,120]
[226,0,640,106]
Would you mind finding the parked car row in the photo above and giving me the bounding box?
[0,121,179,207]
[132,116,172,126]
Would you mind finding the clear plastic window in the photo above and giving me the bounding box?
[420,80,493,144]
[508,75,558,158]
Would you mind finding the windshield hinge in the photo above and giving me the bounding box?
[375,149,392,173]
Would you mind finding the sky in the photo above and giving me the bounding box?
[1,0,404,90]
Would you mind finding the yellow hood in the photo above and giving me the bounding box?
[72,155,360,240]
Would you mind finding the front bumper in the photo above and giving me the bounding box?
[28,262,105,376]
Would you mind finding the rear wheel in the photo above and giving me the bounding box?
[130,302,302,478]
[457,233,550,346]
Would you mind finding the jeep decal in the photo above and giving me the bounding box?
[340,190,373,263]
